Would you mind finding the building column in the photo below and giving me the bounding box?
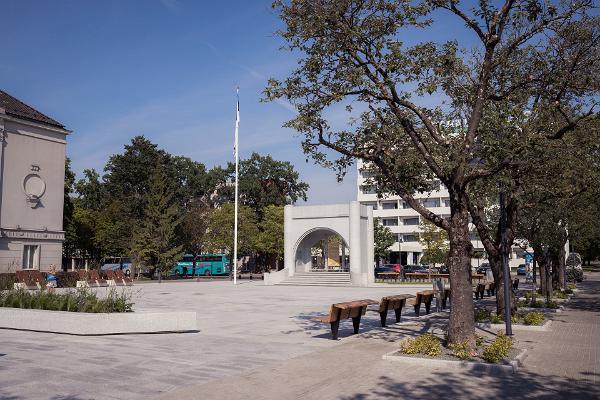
[283,205,294,277]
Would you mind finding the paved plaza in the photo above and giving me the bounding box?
[1,275,599,400]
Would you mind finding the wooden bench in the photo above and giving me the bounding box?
[376,294,415,327]
[115,269,133,286]
[405,272,429,282]
[441,287,451,309]
[377,272,400,281]
[312,299,378,340]
[14,270,40,290]
[408,290,436,316]
[106,270,126,286]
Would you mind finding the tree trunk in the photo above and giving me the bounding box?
[446,206,475,345]
[557,243,566,290]
[488,253,516,318]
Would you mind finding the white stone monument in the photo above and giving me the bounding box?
[264,202,375,287]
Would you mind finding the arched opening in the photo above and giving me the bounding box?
[294,228,349,273]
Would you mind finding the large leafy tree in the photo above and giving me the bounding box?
[257,205,285,271]
[419,220,449,268]
[266,0,598,343]
[130,166,184,280]
[204,203,259,258]
[374,219,395,266]
[217,152,309,215]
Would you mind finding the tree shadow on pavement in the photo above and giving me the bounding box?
[338,369,599,400]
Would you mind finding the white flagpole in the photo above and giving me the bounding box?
[233,88,240,285]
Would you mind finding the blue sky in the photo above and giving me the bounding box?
[2,0,360,204]
[2,1,480,205]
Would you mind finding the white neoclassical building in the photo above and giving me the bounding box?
[0,90,69,273]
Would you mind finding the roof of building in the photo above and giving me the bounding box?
[0,89,65,129]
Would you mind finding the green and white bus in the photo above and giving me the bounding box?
[172,254,230,276]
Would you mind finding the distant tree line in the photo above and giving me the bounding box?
[63,136,309,277]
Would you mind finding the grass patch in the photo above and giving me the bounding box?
[0,288,133,313]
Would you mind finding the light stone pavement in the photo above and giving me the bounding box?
[156,273,600,400]
[0,280,432,400]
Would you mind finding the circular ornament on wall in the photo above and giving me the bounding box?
[23,173,46,207]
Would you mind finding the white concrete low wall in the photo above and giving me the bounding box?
[0,308,198,335]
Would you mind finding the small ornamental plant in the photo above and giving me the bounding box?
[399,333,442,357]
[482,333,513,363]
[522,311,545,326]
[448,340,477,360]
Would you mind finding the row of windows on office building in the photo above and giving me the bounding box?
[361,197,451,210]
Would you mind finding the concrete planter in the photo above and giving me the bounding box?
[0,307,197,335]
[476,319,552,332]
[383,349,527,374]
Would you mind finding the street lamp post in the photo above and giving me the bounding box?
[499,191,513,336]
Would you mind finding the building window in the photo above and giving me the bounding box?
[403,234,419,242]
[22,245,40,269]
[363,201,378,210]
[422,198,440,208]
[361,185,376,194]
[443,198,450,207]
[403,217,420,226]
[382,218,398,227]
[361,170,374,178]
[402,202,412,209]
[381,201,398,210]
[396,234,402,243]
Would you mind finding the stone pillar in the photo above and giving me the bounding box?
[283,205,294,277]
[349,201,362,286]
[366,204,375,285]
[71,258,75,271]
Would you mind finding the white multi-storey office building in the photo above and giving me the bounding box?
[356,161,527,268]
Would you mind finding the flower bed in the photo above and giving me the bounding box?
[383,331,525,373]
[0,288,133,313]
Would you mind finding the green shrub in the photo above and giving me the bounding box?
[489,313,503,324]
[474,308,491,322]
[563,288,573,295]
[482,333,513,363]
[545,300,559,309]
[0,288,133,313]
[475,334,484,348]
[522,311,545,326]
[567,283,576,290]
[449,340,472,360]
[0,273,17,290]
[399,333,442,357]
[554,291,568,299]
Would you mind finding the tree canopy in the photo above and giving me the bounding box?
[266,0,599,344]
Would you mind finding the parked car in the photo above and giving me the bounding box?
[476,263,490,275]
[374,264,401,278]
[516,264,527,275]
[438,265,449,274]
[403,264,428,274]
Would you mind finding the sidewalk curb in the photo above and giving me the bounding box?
[382,348,527,374]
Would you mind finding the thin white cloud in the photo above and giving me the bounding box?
[160,0,182,14]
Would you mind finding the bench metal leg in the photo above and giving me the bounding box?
[394,307,402,322]
[379,311,387,327]
[425,299,432,314]
[330,320,340,340]
[414,303,421,316]
[352,316,361,334]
